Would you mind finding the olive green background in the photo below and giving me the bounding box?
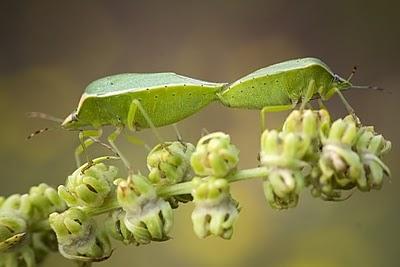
[1,1,399,266]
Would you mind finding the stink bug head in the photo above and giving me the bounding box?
[334,74,352,90]
[61,111,81,130]
[319,73,352,100]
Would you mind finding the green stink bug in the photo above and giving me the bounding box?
[218,57,355,129]
[60,72,226,168]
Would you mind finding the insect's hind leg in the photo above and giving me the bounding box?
[260,103,296,132]
[75,129,103,168]
[127,99,163,143]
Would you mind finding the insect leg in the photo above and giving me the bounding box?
[334,88,360,124]
[124,131,151,152]
[75,129,103,168]
[127,99,163,143]
[260,104,295,132]
[173,123,182,141]
[108,126,132,171]
[300,79,316,110]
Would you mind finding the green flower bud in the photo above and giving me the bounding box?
[49,207,111,262]
[354,126,391,190]
[314,116,365,198]
[0,195,31,253]
[116,175,173,244]
[105,209,136,245]
[0,194,31,217]
[191,132,239,177]
[260,130,310,169]
[147,141,195,185]
[263,169,305,210]
[29,183,66,220]
[191,177,239,239]
[0,215,27,252]
[322,115,358,146]
[283,109,331,140]
[58,163,118,208]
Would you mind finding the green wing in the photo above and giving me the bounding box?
[233,57,333,83]
[85,72,224,96]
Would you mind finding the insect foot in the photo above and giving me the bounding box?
[147,141,196,208]
[260,130,310,209]
[191,177,240,239]
[49,207,112,262]
[58,163,119,208]
[116,175,173,244]
[190,132,240,177]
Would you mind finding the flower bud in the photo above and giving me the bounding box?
[322,115,358,146]
[283,109,331,140]
[191,177,239,239]
[147,141,195,185]
[0,194,31,253]
[191,132,239,177]
[354,126,391,190]
[263,169,305,210]
[49,207,111,262]
[260,130,310,169]
[58,163,118,208]
[0,214,27,252]
[315,116,364,198]
[116,175,173,244]
[1,194,32,217]
[29,183,66,220]
[105,209,136,245]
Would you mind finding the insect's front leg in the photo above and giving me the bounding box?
[320,87,358,124]
[75,129,103,168]
[107,126,138,176]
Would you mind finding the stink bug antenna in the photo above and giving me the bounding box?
[346,65,358,82]
[27,112,64,123]
[26,112,62,140]
[345,65,389,93]
[26,126,59,140]
[351,85,386,92]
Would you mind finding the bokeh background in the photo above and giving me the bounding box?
[1,0,399,266]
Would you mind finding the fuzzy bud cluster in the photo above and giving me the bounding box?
[147,141,195,208]
[58,163,118,208]
[114,175,173,245]
[0,184,65,267]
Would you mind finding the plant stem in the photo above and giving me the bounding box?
[158,166,268,197]
[79,167,269,216]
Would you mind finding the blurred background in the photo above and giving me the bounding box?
[1,0,399,266]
